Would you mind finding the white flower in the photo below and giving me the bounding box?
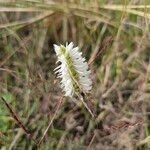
[54,42,92,97]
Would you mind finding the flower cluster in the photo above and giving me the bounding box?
[54,42,92,97]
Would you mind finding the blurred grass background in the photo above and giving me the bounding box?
[0,0,150,149]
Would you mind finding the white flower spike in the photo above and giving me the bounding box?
[54,42,92,97]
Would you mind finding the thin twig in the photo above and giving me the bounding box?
[38,96,64,145]
[0,97,38,145]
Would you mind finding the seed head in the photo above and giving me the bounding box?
[54,42,92,97]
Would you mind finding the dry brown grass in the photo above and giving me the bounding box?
[0,0,150,149]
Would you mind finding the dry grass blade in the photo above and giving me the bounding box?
[0,7,44,12]
[88,36,113,65]
[0,11,53,29]
[100,5,150,19]
[87,133,96,150]
[99,5,150,9]
[0,97,38,145]
[38,96,64,145]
